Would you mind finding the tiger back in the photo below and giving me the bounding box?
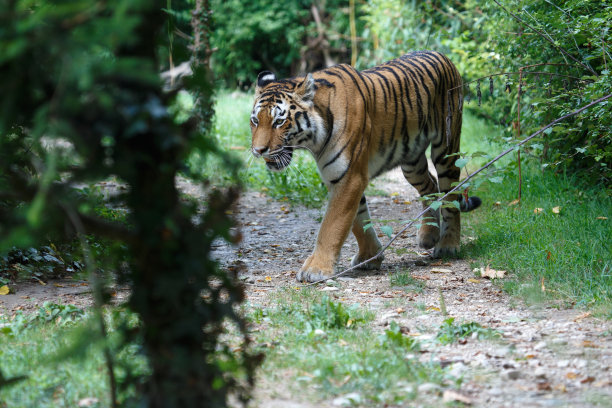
[250,51,481,283]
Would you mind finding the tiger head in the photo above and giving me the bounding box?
[250,71,320,171]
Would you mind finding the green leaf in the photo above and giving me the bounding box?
[430,201,442,211]
[455,158,469,169]
[380,225,393,238]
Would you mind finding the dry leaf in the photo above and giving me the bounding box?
[467,278,481,284]
[481,265,506,279]
[573,312,592,321]
[0,285,9,295]
[494,201,502,206]
[566,372,579,380]
[390,192,400,197]
[581,376,595,384]
[442,390,473,405]
[264,276,272,281]
[534,207,544,214]
[431,268,452,274]
[509,199,520,206]
[552,206,561,214]
[537,382,552,391]
[426,306,440,312]
[596,216,607,220]
[541,277,546,293]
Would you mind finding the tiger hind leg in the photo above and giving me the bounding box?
[401,156,440,250]
[351,195,383,269]
[430,137,462,258]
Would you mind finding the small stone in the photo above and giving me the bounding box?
[503,369,522,380]
[534,367,547,379]
[332,392,362,406]
[574,359,587,369]
[418,383,441,393]
[557,360,570,368]
[313,329,327,338]
[534,341,547,351]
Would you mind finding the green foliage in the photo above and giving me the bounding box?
[308,295,366,330]
[0,306,147,407]
[436,317,500,345]
[0,1,256,406]
[458,0,611,184]
[379,321,420,351]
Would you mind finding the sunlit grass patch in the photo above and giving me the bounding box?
[0,305,146,407]
[247,290,456,406]
[460,113,612,314]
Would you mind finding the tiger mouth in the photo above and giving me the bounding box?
[264,147,294,171]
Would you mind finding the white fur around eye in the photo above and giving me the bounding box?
[251,116,259,126]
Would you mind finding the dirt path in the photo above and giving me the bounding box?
[1,170,610,407]
[216,168,612,408]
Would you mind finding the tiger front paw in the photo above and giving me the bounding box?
[296,254,334,283]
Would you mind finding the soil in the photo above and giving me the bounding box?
[1,169,610,407]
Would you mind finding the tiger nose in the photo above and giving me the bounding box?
[252,146,268,157]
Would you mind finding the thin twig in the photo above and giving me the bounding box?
[301,93,612,287]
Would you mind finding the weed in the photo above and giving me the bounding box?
[436,317,501,345]
[379,321,420,351]
[389,270,425,293]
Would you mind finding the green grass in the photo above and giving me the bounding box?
[0,304,146,407]
[248,289,457,406]
[460,112,612,314]
[187,91,327,207]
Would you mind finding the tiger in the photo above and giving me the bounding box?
[249,51,481,283]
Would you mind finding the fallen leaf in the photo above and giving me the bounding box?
[390,192,399,197]
[596,216,607,220]
[396,307,405,314]
[53,283,65,288]
[534,207,544,214]
[442,390,472,405]
[494,201,502,206]
[537,382,552,391]
[426,306,440,312]
[0,285,9,295]
[581,376,595,384]
[431,268,452,274]
[541,277,546,293]
[573,312,592,321]
[224,210,233,215]
[553,383,567,393]
[566,372,579,380]
[481,265,506,279]
[552,206,561,214]
[581,340,598,348]
[509,199,520,206]
[264,276,272,281]
[467,278,481,284]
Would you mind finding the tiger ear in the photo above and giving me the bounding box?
[256,71,276,89]
[296,73,315,102]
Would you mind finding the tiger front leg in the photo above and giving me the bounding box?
[296,177,366,283]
